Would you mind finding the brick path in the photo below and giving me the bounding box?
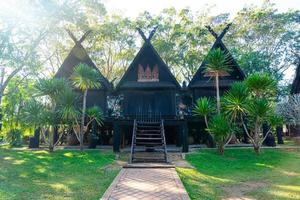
[101,168,190,200]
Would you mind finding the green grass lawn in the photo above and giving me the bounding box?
[0,147,119,200]
[177,148,300,200]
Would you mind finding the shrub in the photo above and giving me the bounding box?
[6,129,22,147]
[207,114,232,155]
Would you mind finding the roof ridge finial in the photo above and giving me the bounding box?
[205,23,232,40]
[136,26,158,43]
[65,29,92,45]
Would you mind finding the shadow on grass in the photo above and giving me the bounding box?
[177,148,300,200]
[0,149,119,200]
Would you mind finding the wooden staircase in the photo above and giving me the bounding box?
[130,119,168,163]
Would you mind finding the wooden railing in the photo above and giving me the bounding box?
[129,119,137,163]
[160,119,168,162]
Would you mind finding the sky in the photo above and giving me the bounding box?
[103,0,299,19]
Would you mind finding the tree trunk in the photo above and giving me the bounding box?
[254,144,260,155]
[218,142,225,155]
[49,126,54,152]
[204,116,208,128]
[0,93,3,131]
[215,74,220,114]
[80,90,88,151]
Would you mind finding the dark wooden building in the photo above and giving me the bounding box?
[55,31,111,114]
[113,28,189,153]
[188,24,245,101]
[186,25,245,146]
[116,29,181,118]
[49,27,247,154]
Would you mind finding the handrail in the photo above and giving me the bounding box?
[129,119,137,163]
[161,119,168,162]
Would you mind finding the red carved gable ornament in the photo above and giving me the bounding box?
[137,64,159,82]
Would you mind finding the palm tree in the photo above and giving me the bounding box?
[34,78,70,152]
[71,63,101,151]
[206,114,232,155]
[224,74,281,154]
[204,48,231,114]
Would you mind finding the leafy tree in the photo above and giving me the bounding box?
[227,3,300,84]
[278,94,300,136]
[89,15,137,83]
[71,63,101,151]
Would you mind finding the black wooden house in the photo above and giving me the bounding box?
[55,30,111,114]
[188,24,245,101]
[113,28,189,154]
[48,26,247,156]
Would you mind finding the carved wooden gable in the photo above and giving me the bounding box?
[137,64,159,82]
[116,27,180,89]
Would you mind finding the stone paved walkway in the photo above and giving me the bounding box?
[101,168,190,200]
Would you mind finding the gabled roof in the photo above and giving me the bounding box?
[188,24,245,88]
[55,31,111,90]
[116,28,181,90]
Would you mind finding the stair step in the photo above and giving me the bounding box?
[133,149,165,152]
[132,159,167,163]
[135,142,163,146]
[136,133,161,136]
[137,126,161,129]
[137,122,160,125]
[137,130,161,132]
[132,156,165,160]
[130,119,167,163]
[134,144,164,148]
[136,137,162,140]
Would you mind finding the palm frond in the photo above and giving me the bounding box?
[206,114,232,141]
[245,73,277,97]
[204,48,232,76]
[71,63,101,91]
[193,97,214,117]
[222,82,248,121]
[86,106,104,126]
[35,78,70,101]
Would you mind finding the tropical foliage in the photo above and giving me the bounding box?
[206,114,232,155]
[194,73,281,155]
[204,48,231,113]
[193,97,214,128]
[71,63,102,151]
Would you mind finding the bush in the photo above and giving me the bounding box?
[6,129,22,147]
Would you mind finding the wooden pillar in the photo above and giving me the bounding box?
[113,122,121,152]
[29,127,40,148]
[181,121,189,152]
[53,126,59,144]
[89,121,98,149]
[176,125,182,147]
[276,126,284,144]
